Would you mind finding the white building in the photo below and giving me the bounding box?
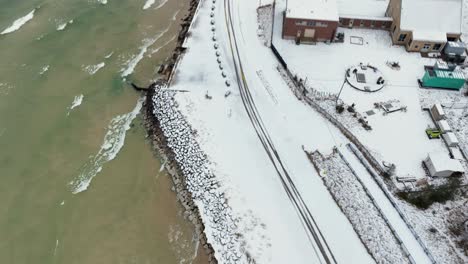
[437,120,452,133]
[424,153,464,177]
[443,132,459,147]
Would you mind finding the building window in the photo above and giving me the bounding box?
[398,34,407,42]
[415,45,419,49]
[360,20,365,27]
[432,43,442,51]
[423,43,431,50]
[306,21,316,26]
[447,37,457,42]
[371,20,376,27]
[316,22,328,27]
[295,21,306,26]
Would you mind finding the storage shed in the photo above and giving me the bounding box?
[421,68,465,90]
[424,153,464,177]
[437,120,452,133]
[443,41,467,64]
[443,132,459,147]
[430,103,445,121]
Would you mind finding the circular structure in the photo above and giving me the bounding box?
[345,64,386,92]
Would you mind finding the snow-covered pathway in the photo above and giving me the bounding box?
[339,145,433,264]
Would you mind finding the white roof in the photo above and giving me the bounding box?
[401,0,462,40]
[443,132,459,144]
[286,0,339,21]
[428,153,464,172]
[412,30,447,43]
[337,0,389,18]
[437,120,451,131]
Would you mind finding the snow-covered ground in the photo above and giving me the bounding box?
[270,0,468,261]
[157,0,380,263]
[308,148,411,264]
[272,0,452,180]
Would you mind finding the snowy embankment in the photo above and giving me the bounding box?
[397,199,468,264]
[151,87,244,264]
[308,149,410,264]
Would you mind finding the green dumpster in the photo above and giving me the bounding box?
[422,69,465,90]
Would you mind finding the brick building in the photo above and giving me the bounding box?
[282,0,339,43]
[386,0,462,53]
[282,0,393,43]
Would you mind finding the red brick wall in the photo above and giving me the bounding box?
[282,15,338,42]
[338,17,392,30]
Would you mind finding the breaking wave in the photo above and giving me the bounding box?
[83,62,105,75]
[68,94,84,115]
[155,0,169,10]
[1,9,36,35]
[39,65,49,75]
[143,0,155,10]
[120,28,168,77]
[69,98,143,194]
[57,20,73,31]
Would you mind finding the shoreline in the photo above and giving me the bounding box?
[140,0,218,263]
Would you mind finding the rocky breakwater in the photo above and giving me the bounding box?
[144,83,248,264]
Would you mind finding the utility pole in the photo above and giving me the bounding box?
[336,77,347,106]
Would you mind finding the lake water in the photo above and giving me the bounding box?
[0,0,206,263]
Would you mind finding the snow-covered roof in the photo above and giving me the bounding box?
[432,103,445,116]
[427,153,464,173]
[437,120,451,132]
[443,132,459,145]
[286,0,339,21]
[337,0,389,19]
[401,0,462,40]
[412,30,447,43]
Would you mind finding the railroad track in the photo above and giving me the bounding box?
[222,1,337,263]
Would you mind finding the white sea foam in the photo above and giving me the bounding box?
[70,98,144,194]
[143,0,156,10]
[171,9,180,21]
[57,23,66,31]
[83,62,105,75]
[154,0,169,10]
[150,35,175,55]
[57,20,73,31]
[60,200,65,206]
[69,94,84,110]
[104,51,114,59]
[1,9,36,35]
[121,28,168,77]
[97,0,107,4]
[39,65,49,75]
[0,83,14,96]
[159,160,166,172]
[53,239,59,256]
